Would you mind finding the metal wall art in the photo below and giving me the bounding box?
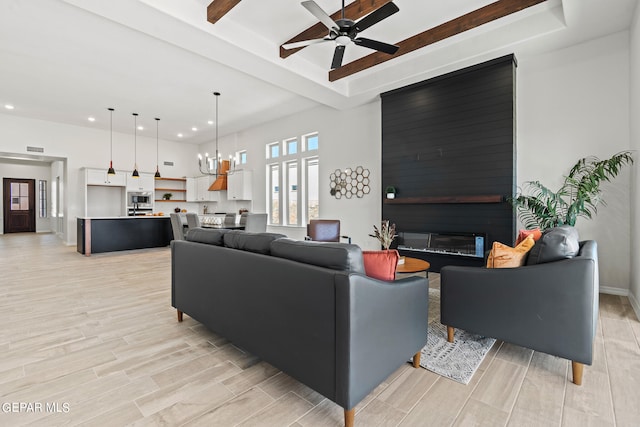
[329,166,370,199]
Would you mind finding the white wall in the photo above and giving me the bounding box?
[0,113,200,245]
[0,160,52,233]
[199,101,383,249]
[629,3,640,313]
[517,31,632,293]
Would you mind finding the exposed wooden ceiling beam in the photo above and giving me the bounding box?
[207,0,241,25]
[280,0,392,59]
[328,0,547,81]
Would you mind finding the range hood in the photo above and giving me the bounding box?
[208,159,230,191]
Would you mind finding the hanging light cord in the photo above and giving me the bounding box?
[133,113,138,166]
[156,118,159,166]
[215,91,220,174]
[109,108,113,160]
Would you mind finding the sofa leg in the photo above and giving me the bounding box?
[572,361,584,385]
[344,408,355,427]
[177,310,183,322]
[412,352,421,368]
[447,326,455,343]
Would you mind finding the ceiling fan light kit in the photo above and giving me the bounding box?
[284,0,400,69]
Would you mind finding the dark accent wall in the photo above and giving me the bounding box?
[381,55,516,271]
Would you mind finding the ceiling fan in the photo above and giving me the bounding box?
[283,0,400,69]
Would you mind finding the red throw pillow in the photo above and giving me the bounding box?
[362,250,400,281]
[515,228,542,245]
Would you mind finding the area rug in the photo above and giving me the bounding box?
[419,288,496,384]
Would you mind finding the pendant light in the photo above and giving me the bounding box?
[197,91,222,176]
[154,117,161,178]
[131,113,139,178]
[107,108,116,175]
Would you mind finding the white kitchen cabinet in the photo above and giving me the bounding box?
[126,173,155,192]
[186,178,197,202]
[227,170,252,200]
[187,176,221,202]
[86,168,126,186]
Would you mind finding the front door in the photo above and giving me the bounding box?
[3,178,36,233]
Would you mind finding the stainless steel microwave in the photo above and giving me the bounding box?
[127,191,152,207]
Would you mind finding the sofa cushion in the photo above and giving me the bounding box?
[223,230,287,255]
[270,238,365,274]
[362,250,399,281]
[185,228,230,245]
[526,225,580,265]
[486,234,535,268]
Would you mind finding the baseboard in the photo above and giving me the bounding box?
[599,286,629,296]
[629,291,640,321]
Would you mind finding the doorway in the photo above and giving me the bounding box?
[2,178,36,233]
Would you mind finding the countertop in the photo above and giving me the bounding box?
[77,216,170,220]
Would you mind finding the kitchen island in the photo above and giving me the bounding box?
[77,216,173,256]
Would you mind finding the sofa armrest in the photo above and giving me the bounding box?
[334,274,429,409]
[441,254,598,364]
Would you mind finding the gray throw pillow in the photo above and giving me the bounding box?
[185,228,230,245]
[526,225,580,265]
[270,238,365,274]
[223,230,286,255]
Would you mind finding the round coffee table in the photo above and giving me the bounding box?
[396,257,430,274]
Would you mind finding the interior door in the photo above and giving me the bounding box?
[3,178,36,233]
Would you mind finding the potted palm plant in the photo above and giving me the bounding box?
[510,151,633,229]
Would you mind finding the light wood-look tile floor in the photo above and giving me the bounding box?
[1,233,639,426]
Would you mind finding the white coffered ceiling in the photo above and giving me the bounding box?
[0,0,637,145]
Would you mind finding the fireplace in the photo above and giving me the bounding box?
[394,231,488,272]
[398,232,485,259]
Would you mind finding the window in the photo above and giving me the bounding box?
[267,142,280,159]
[269,164,280,225]
[267,133,319,226]
[238,150,247,165]
[306,158,319,221]
[305,133,319,151]
[287,162,298,224]
[286,139,298,155]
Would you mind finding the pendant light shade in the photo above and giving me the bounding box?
[154,117,161,179]
[132,113,139,178]
[107,108,116,175]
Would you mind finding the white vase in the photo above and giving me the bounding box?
[386,193,395,199]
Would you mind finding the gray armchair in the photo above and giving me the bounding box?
[440,240,598,385]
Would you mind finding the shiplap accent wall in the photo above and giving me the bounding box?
[381,55,516,271]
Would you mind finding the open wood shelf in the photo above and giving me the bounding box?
[384,195,505,204]
[155,199,187,202]
[155,177,186,182]
[155,188,186,192]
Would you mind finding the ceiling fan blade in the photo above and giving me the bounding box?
[354,37,399,55]
[354,2,399,33]
[331,45,346,69]
[283,38,331,50]
[302,1,339,31]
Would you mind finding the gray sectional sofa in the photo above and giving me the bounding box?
[171,229,429,427]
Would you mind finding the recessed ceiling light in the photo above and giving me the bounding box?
[207,120,213,125]
[192,127,198,132]
[137,126,144,130]
[5,104,15,110]
[177,133,183,138]
[88,117,96,122]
